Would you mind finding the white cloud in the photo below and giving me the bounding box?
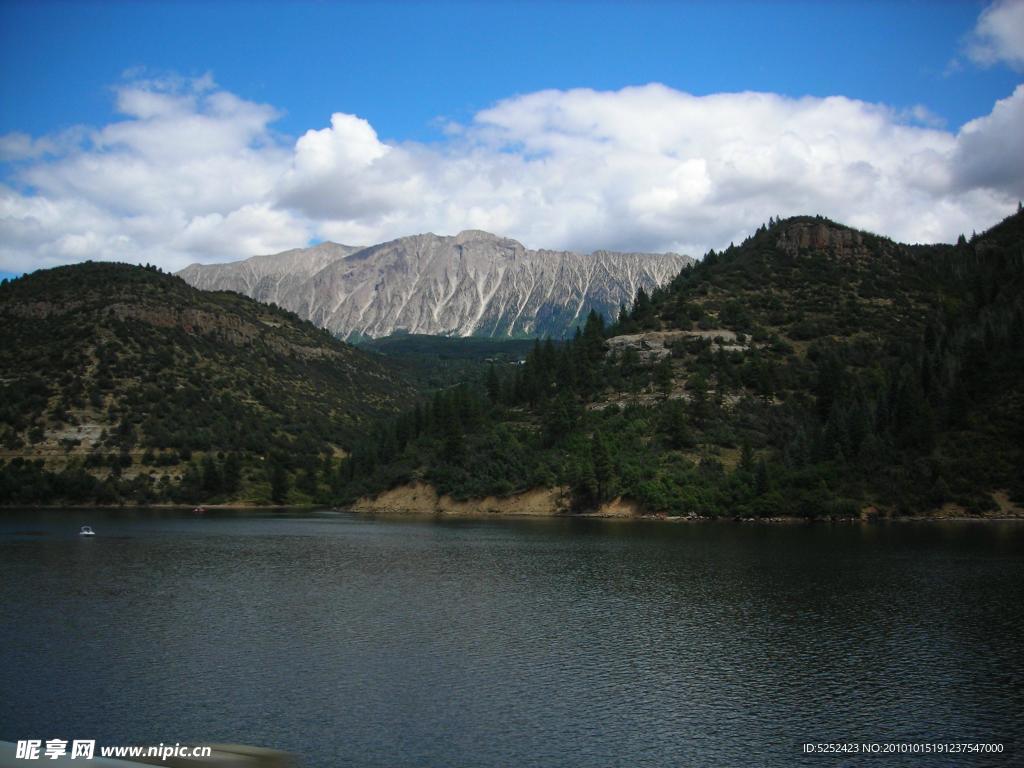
[967,0,1024,70]
[0,126,89,163]
[173,203,310,259]
[1,76,295,272]
[1,77,1023,275]
[951,84,1024,196]
[0,133,56,162]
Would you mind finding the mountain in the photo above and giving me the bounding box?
[177,241,364,307]
[8,212,1021,515]
[338,211,1024,519]
[177,230,691,340]
[0,262,413,506]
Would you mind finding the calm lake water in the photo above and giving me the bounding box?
[1,510,1022,767]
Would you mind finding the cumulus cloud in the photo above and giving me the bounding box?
[952,84,1024,195]
[0,75,298,272]
[966,0,1024,70]
[1,76,1023,274]
[272,83,1022,256]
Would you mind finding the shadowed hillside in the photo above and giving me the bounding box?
[0,262,413,505]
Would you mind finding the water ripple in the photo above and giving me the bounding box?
[1,513,1022,767]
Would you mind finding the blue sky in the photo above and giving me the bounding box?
[1,0,1023,275]
[2,1,1016,141]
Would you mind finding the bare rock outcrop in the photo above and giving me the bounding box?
[179,231,692,340]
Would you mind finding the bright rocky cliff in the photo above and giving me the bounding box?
[178,230,691,339]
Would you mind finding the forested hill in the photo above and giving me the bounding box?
[0,262,413,505]
[340,210,1024,518]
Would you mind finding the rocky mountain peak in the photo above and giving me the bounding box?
[179,232,694,339]
[453,229,509,245]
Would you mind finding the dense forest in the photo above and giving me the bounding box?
[357,333,538,390]
[2,211,1022,515]
[337,211,1024,518]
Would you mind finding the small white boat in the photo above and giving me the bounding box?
[79,525,95,537]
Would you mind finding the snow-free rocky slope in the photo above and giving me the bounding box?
[178,230,691,339]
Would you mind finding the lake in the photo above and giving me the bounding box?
[1,510,1022,767]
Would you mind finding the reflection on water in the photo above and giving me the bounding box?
[1,510,1022,767]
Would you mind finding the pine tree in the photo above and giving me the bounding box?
[296,467,317,497]
[755,459,770,496]
[555,346,578,391]
[568,454,598,511]
[739,440,755,474]
[633,286,656,329]
[661,399,694,449]
[616,303,631,331]
[177,462,202,503]
[486,364,501,405]
[201,454,222,495]
[542,394,579,448]
[815,350,844,421]
[269,461,289,505]
[413,403,425,438]
[222,452,242,494]
[591,431,614,503]
[655,356,674,398]
[442,418,465,464]
[687,373,710,427]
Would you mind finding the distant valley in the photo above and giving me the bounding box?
[177,230,691,340]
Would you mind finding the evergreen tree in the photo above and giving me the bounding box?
[687,374,711,427]
[177,462,202,503]
[201,454,222,495]
[297,463,319,497]
[542,394,578,448]
[591,431,614,503]
[442,418,465,464]
[486,364,501,405]
[568,454,598,510]
[739,440,755,474]
[655,356,674,398]
[582,309,607,362]
[893,369,935,451]
[555,347,578,391]
[222,452,242,495]
[661,399,694,449]
[815,350,844,421]
[755,459,770,496]
[268,461,289,505]
[632,286,656,329]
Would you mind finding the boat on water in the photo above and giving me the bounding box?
[79,525,95,537]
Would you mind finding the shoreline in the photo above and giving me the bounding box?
[0,503,316,513]
[347,481,1024,523]
[351,508,1024,524]
[4,495,1023,524]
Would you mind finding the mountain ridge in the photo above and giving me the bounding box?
[177,230,692,340]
